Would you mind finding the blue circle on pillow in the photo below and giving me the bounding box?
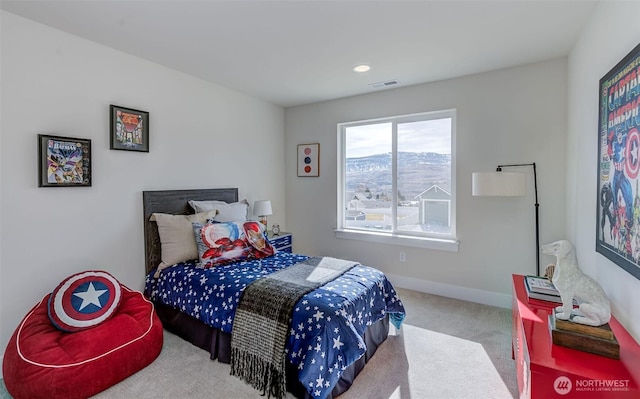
[70,280,111,314]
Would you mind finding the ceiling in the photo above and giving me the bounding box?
[1,0,598,108]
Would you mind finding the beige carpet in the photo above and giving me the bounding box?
[338,288,517,399]
[2,288,517,398]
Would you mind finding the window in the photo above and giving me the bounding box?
[337,110,457,249]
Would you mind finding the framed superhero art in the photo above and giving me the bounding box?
[596,42,640,280]
[110,104,149,152]
[38,134,92,187]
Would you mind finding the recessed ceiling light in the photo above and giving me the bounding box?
[353,65,371,73]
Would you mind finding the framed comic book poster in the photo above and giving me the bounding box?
[38,135,92,187]
[596,42,640,280]
[110,104,149,152]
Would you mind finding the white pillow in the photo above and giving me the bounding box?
[150,210,218,277]
[188,199,249,222]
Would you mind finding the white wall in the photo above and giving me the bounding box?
[285,59,568,308]
[0,11,286,367]
[567,1,640,342]
[5,0,638,378]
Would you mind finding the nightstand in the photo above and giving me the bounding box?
[511,274,640,398]
[267,231,292,253]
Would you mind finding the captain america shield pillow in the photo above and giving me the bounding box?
[47,270,122,332]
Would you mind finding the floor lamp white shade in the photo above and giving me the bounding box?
[472,164,540,275]
[472,172,527,197]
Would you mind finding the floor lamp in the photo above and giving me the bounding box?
[472,162,540,276]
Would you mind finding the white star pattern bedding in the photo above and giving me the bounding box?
[145,252,405,399]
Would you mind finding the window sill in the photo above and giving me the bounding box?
[334,229,459,252]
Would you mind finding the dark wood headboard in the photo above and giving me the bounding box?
[142,188,239,275]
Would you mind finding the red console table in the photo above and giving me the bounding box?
[512,274,640,398]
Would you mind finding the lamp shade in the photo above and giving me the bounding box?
[253,200,273,216]
[472,172,526,197]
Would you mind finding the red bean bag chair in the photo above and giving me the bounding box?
[2,282,163,399]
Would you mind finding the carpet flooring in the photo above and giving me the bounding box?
[0,288,517,398]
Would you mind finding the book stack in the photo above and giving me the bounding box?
[523,275,562,304]
[549,312,620,359]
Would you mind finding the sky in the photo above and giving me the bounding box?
[345,118,451,158]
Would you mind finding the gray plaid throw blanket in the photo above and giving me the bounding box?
[230,256,357,399]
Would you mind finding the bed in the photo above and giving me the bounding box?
[142,188,405,399]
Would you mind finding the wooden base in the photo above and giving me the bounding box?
[553,314,615,340]
[549,314,620,359]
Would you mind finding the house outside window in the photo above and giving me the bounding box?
[337,110,457,250]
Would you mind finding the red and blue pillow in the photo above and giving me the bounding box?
[193,221,275,268]
[47,270,122,332]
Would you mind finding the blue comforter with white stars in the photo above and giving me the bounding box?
[145,252,405,399]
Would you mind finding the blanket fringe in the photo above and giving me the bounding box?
[231,348,286,399]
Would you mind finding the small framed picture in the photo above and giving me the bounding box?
[38,134,92,187]
[110,104,149,152]
[297,143,320,177]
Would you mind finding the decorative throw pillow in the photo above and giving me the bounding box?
[188,199,249,222]
[193,220,275,268]
[150,210,218,277]
[48,270,122,332]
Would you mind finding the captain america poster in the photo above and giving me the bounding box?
[596,42,640,280]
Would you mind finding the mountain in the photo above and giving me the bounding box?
[345,152,450,172]
[345,152,451,199]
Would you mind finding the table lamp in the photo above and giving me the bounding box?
[253,200,273,230]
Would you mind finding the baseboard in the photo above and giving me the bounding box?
[385,273,512,309]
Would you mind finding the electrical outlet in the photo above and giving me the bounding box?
[399,252,406,262]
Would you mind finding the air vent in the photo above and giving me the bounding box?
[368,80,400,89]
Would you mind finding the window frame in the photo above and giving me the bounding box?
[336,109,458,252]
